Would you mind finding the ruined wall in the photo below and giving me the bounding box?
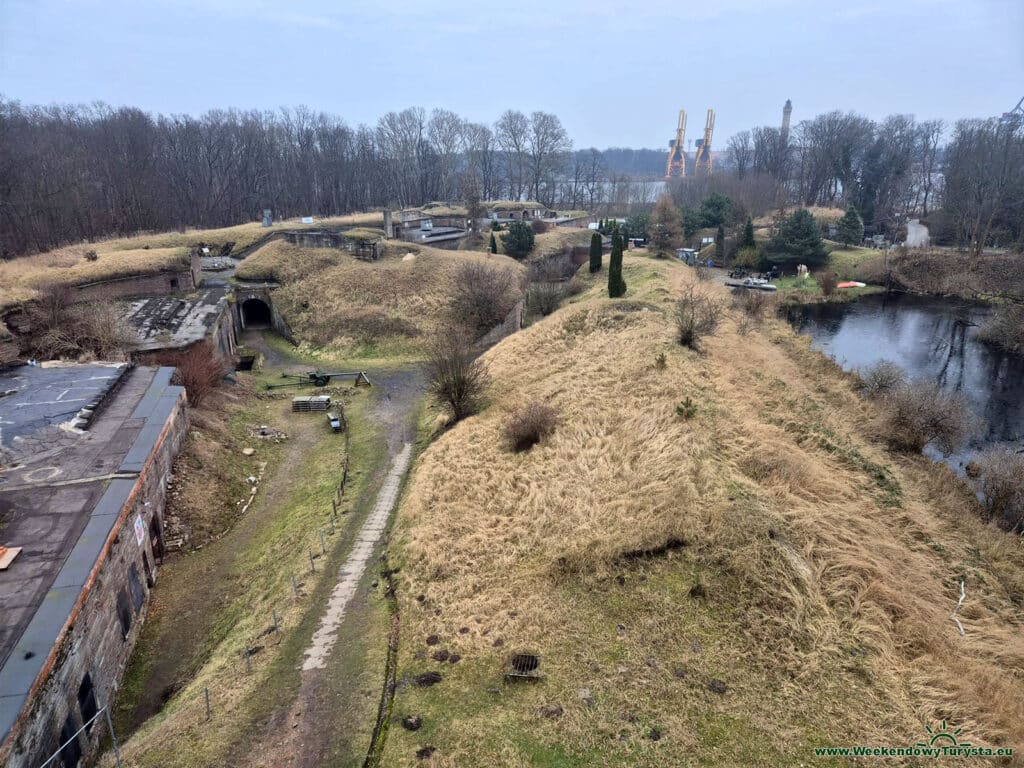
[1,384,188,768]
[475,297,525,351]
[72,265,198,303]
[529,249,576,281]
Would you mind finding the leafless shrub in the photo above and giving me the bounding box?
[451,263,518,336]
[976,303,1024,355]
[26,285,134,360]
[817,270,839,297]
[878,380,972,454]
[732,289,775,322]
[675,284,723,349]
[859,360,907,399]
[151,341,229,408]
[973,447,1024,533]
[531,219,550,235]
[83,249,98,262]
[694,264,712,281]
[564,276,585,297]
[503,400,558,452]
[425,332,490,423]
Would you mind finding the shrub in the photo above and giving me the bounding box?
[531,219,549,235]
[528,279,564,316]
[655,351,667,369]
[973,447,1024,532]
[451,262,518,336]
[25,285,134,360]
[732,289,775,322]
[817,270,839,297]
[500,220,535,258]
[675,284,722,349]
[878,380,972,453]
[488,232,498,254]
[976,303,1024,354]
[694,263,713,281]
[734,245,759,268]
[151,341,228,408]
[83,249,99,262]
[859,361,906,399]
[425,332,490,423]
[503,400,558,452]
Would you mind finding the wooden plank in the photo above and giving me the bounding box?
[0,546,23,570]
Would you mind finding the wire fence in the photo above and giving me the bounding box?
[164,418,355,730]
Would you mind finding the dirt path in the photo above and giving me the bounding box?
[241,366,423,768]
[119,376,328,730]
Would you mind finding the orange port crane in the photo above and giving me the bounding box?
[665,109,688,178]
[693,109,716,176]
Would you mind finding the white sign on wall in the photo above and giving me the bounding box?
[134,514,145,547]
[301,216,314,224]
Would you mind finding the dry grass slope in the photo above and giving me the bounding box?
[385,255,1024,766]
[236,241,526,355]
[0,246,189,310]
[0,214,387,311]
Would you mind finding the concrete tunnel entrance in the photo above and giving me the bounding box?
[240,298,272,329]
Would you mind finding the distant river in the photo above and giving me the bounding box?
[785,293,1024,468]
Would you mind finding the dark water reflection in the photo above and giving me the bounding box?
[786,293,1024,467]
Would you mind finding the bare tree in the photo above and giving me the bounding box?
[427,108,465,201]
[495,110,530,201]
[726,131,753,179]
[527,111,572,205]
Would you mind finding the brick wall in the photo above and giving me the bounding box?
[2,387,188,768]
[72,267,197,304]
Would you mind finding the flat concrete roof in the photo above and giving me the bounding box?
[122,286,229,352]
[0,363,183,744]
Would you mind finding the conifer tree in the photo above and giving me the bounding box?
[836,206,865,247]
[589,231,602,273]
[608,232,627,297]
[489,232,498,254]
[740,216,756,249]
[649,194,682,257]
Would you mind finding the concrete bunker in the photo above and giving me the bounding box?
[232,285,295,343]
[240,298,272,329]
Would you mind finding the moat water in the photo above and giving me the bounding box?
[786,293,1024,469]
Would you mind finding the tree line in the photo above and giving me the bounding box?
[2,96,1021,258]
[0,100,583,256]
[724,110,1023,251]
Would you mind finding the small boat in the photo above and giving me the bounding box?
[725,277,778,292]
[836,281,867,289]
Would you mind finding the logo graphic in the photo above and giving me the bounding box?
[917,721,972,750]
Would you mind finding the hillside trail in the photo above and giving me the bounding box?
[240,365,423,768]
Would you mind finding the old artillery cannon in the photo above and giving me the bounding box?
[265,370,371,390]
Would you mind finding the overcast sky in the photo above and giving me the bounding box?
[1,0,1021,148]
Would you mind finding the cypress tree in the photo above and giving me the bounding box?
[489,232,498,254]
[715,224,725,261]
[608,232,626,298]
[589,231,602,273]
